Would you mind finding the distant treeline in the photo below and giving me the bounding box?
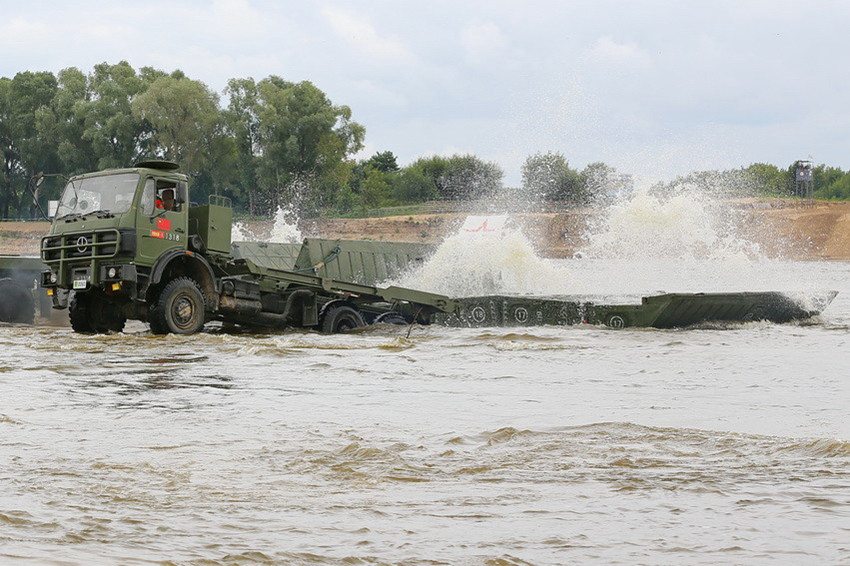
[658,162,850,201]
[2,61,848,219]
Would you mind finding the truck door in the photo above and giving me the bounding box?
[137,177,189,264]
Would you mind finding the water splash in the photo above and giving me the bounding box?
[268,205,303,243]
[573,183,828,296]
[398,218,575,297]
[232,206,303,243]
[231,221,252,242]
[401,181,831,303]
[582,185,763,262]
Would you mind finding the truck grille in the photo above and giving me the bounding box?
[41,229,122,262]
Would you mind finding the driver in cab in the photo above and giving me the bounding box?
[155,188,176,212]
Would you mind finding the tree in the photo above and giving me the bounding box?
[82,61,152,170]
[742,163,788,196]
[814,168,850,200]
[360,168,392,208]
[133,75,236,203]
[521,152,580,201]
[132,76,221,174]
[0,71,59,217]
[35,67,98,176]
[255,77,365,213]
[365,150,399,173]
[580,162,619,204]
[409,154,503,200]
[224,77,262,214]
[392,166,436,203]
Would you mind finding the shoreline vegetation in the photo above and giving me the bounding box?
[4,64,850,224]
[3,198,850,261]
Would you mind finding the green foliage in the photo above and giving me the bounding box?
[132,76,220,171]
[252,77,365,215]
[366,150,399,172]
[0,63,370,217]
[132,74,235,204]
[7,61,850,220]
[580,162,620,204]
[330,151,434,214]
[408,154,503,201]
[521,152,581,201]
[83,61,152,170]
[360,169,393,208]
[0,71,60,217]
[813,166,850,200]
[742,163,789,196]
[393,166,437,202]
[328,151,502,214]
[223,77,262,214]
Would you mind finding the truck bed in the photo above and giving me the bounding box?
[230,238,436,285]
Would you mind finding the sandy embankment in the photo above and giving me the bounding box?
[2,200,849,260]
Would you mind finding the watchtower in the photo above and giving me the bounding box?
[794,159,814,208]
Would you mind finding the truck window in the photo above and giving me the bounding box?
[155,181,181,212]
[140,178,155,216]
[177,181,188,207]
[55,172,140,219]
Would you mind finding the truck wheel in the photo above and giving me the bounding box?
[69,292,94,333]
[0,278,34,324]
[69,290,126,333]
[93,301,127,333]
[149,277,206,335]
[374,311,409,326]
[320,304,364,333]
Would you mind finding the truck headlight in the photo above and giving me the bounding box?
[107,267,118,279]
[49,272,58,284]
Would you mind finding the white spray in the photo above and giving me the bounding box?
[399,182,827,301]
[397,215,576,297]
[232,205,303,244]
[572,183,826,296]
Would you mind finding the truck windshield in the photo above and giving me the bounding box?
[55,173,140,219]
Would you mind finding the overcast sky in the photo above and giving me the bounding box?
[2,0,848,185]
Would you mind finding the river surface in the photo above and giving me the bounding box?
[1,256,848,565]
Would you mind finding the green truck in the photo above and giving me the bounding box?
[31,161,834,334]
[38,161,460,334]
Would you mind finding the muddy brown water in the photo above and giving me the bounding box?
[1,260,849,565]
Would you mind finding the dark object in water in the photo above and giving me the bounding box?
[436,291,837,329]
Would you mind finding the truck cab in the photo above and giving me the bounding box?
[41,161,223,333]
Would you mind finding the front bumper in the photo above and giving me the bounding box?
[42,263,139,297]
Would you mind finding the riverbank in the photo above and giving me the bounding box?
[3,199,849,260]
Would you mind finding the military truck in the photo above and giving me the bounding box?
[38,161,460,334]
[37,161,835,334]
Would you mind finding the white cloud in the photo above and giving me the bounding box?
[321,6,413,64]
[0,16,51,42]
[350,79,408,111]
[4,0,850,180]
[461,22,507,65]
[587,36,652,70]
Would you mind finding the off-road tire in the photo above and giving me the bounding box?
[320,304,365,333]
[0,278,35,324]
[149,277,206,335]
[69,292,94,333]
[374,311,409,326]
[69,290,126,333]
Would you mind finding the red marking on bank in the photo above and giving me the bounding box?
[463,219,496,232]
